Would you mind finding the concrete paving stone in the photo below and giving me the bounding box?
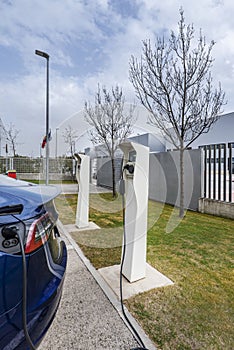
[99,264,174,300]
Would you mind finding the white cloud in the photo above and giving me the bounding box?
[0,0,234,155]
[0,0,111,69]
[0,70,87,156]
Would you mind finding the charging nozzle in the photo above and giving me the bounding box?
[0,204,23,216]
[123,163,135,175]
[2,226,18,239]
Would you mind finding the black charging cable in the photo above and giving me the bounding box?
[119,170,149,350]
[10,215,36,350]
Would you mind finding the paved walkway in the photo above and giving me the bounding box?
[56,183,111,194]
[38,222,156,350]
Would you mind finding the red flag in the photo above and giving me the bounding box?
[41,130,52,149]
[41,136,47,149]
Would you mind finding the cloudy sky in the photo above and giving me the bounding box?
[0,0,233,156]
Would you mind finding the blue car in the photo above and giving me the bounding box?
[0,175,67,349]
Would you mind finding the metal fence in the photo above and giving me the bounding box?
[96,156,123,188]
[0,157,74,180]
[149,149,203,211]
[199,142,234,203]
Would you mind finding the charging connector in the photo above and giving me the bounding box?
[123,162,135,177]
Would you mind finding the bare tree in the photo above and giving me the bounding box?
[62,125,78,158]
[3,122,20,157]
[84,84,136,197]
[0,118,6,156]
[129,8,226,217]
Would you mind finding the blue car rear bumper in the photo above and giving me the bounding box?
[0,240,67,349]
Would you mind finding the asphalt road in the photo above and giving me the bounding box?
[38,223,156,350]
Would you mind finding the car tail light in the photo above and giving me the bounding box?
[25,213,53,254]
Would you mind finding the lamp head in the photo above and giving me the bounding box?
[35,49,49,60]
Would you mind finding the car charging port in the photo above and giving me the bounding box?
[1,226,19,249]
[0,222,25,254]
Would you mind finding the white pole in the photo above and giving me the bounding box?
[75,154,90,228]
[119,142,149,283]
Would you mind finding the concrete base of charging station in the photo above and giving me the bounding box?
[98,263,174,300]
[65,222,101,232]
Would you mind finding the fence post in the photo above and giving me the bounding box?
[208,145,212,199]
[213,144,216,200]
[218,144,222,201]
[228,143,233,203]
[223,145,227,202]
[204,145,207,198]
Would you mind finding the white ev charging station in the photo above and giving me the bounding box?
[74,153,90,229]
[98,141,174,300]
[119,142,149,283]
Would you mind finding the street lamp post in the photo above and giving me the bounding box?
[35,49,50,185]
[55,127,59,158]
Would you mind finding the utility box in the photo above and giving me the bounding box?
[74,154,90,229]
[119,142,149,283]
[6,170,17,179]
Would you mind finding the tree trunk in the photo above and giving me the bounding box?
[111,156,116,197]
[179,146,185,218]
[13,144,16,157]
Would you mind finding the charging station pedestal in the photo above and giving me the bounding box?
[99,141,173,300]
[74,154,90,229]
[119,142,149,283]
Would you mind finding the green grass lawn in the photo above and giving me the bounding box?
[21,179,77,184]
[55,193,234,350]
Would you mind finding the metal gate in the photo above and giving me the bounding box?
[199,142,234,203]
